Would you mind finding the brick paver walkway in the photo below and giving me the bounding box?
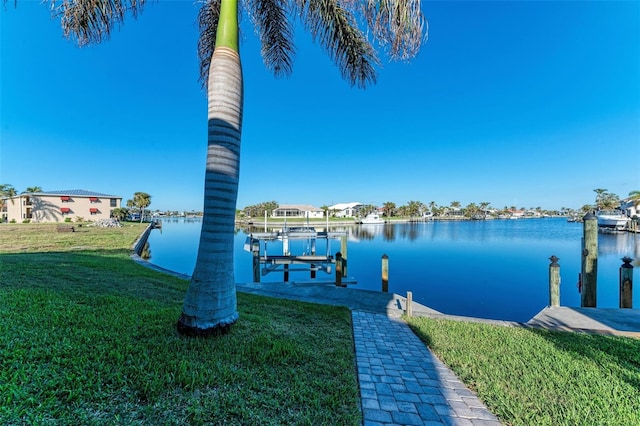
[352,311,502,426]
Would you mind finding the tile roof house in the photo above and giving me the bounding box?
[1,189,122,223]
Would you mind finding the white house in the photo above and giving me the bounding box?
[328,202,363,218]
[271,204,324,219]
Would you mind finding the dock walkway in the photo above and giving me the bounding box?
[237,282,505,425]
[236,281,640,425]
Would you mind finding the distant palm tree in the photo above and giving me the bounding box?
[406,200,423,217]
[133,192,151,223]
[24,186,43,193]
[0,184,18,221]
[35,0,427,336]
[428,201,437,214]
[382,201,396,217]
[627,190,640,216]
[0,184,17,199]
[450,201,461,211]
[111,207,128,221]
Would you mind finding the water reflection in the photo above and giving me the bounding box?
[140,242,151,260]
[599,232,640,265]
[146,218,639,322]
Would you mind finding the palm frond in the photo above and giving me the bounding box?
[246,0,295,78]
[360,0,427,60]
[197,0,222,87]
[49,0,145,47]
[295,0,378,89]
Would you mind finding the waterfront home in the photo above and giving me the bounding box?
[1,189,122,223]
[271,204,324,219]
[328,202,363,218]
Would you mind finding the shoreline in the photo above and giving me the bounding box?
[234,215,570,227]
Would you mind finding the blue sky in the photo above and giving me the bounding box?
[2,1,639,212]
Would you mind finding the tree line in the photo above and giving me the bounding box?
[238,189,640,220]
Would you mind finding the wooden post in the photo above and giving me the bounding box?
[252,247,260,283]
[335,252,343,286]
[381,254,389,293]
[310,264,316,279]
[620,256,634,309]
[283,264,289,282]
[548,255,560,307]
[340,236,348,278]
[406,291,413,317]
[581,212,598,307]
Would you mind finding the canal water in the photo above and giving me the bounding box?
[145,217,639,323]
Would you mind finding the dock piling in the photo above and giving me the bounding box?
[335,252,343,287]
[252,247,260,283]
[340,236,348,278]
[581,212,598,307]
[381,254,389,293]
[549,255,560,307]
[620,257,634,309]
[406,291,413,317]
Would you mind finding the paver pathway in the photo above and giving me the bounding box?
[352,311,502,426]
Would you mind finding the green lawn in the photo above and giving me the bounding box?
[2,223,639,425]
[0,223,360,425]
[407,316,640,426]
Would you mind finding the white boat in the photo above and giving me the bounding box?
[596,210,630,231]
[422,212,434,220]
[360,213,385,224]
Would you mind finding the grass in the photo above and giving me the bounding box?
[406,316,640,426]
[4,222,640,425]
[0,223,360,425]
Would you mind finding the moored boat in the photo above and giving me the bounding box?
[596,210,630,231]
[360,213,385,224]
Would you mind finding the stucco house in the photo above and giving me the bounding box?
[328,202,363,218]
[271,204,324,219]
[1,189,122,223]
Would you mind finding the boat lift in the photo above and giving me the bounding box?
[243,227,350,284]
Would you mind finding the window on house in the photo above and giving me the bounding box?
[60,207,71,214]
[90,208,99,215]
[89,197,98,203]
[60,196,71,202]
[110,199,117,207]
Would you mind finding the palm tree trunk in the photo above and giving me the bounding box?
[177,1,242,335]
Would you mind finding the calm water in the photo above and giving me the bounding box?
[146,217,640,322]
